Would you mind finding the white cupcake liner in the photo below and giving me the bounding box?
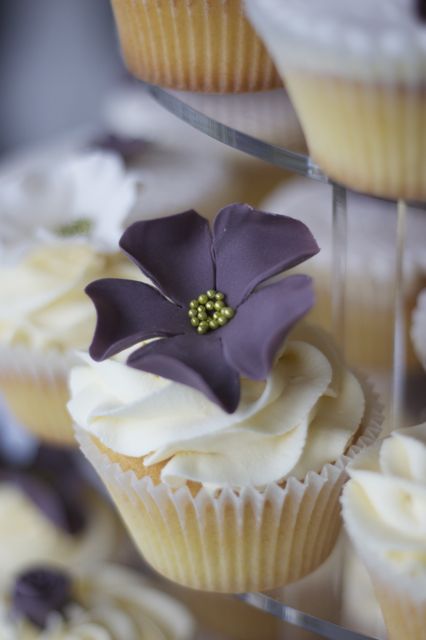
[0,344,77,446]
[411,289,426,371]
[76,376,381,593]
[342,512,426,640]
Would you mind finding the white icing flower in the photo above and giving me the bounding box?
[0,151,138,263]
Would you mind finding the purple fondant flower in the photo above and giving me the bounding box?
[13,567,72,628]
[87,204,319,413]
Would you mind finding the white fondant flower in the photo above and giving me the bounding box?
[0,151,138,263]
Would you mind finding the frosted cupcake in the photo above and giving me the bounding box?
[110,0,281,92]
[0,564,194,638]
[0,151,141,445]
[0,446,120,581]
[245,0,426,200]
[262,179,426,371]
[342,424,426,639]
[69,204,381,592]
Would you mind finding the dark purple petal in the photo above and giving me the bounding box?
[213,204,319,308]
[127,334,240,413]
[120,211,215,306]
[13,568,72,628]
[86,278,188,361]
[221,275,315,380]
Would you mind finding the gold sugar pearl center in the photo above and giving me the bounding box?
[188,289,235,334]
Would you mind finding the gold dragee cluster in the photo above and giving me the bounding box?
[188,289,235,334]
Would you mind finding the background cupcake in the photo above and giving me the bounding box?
[261,179,426,372]
[412,289,426,372]
[0,445,121,581]
[1,564,195,638]
[342,424,426,640]
[245,0,426,200]
[70,206,381,592]
[0,150,141,445]
[110,0,281,92]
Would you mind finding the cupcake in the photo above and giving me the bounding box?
[412,289,426,370]
[0,564,194,638]
[0,446,121,580]
[109,0,281,92]
[245,0,426,200]
[0,150,141,445]
[101,85,304,217]
[261,179,426,371]
[69,204,381,592]
[342,424,426,640]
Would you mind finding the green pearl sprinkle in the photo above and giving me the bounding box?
[205,300,215,311]
[222,307,234,319]
[197,321,209,335]
[188,289,234,334]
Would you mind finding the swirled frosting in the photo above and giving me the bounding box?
[342,424,426,577]
[0,565,194,640]
[68,325,365,489]
[245,0,426,82]
[0,244,141,351]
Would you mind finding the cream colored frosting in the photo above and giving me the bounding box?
[0,565,194,640]
[342,424,426,578]
[68,325,365,490]
[0,488,119,583]
[245,0,426,82]
[0,244,141,352]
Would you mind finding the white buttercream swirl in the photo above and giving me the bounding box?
[68,325,365,490]
[343,424,426,577]
[245,0,426,82]
[0,565,194,640]
[0,244,141,351]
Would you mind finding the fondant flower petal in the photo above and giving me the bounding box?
[221,275,315,380]
[120,211,215,306]
[127,334,240,413]
[213,204,319,308]
[87,278,188,361]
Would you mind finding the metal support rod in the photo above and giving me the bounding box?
[332,184,348,354]
[391,200,407,433]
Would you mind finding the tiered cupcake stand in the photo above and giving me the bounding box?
[144,82,413,640]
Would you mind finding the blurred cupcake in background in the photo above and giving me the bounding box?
[101,85,304,216]
[342,424,426,640]
[245,0,426,200]
[261,179,426,373]
[0,564,194,639]
[0,445,121,582]
[109,0,281,92]
[0,150,142,446]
